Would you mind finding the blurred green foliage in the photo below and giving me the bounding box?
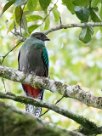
[0,0,102,134]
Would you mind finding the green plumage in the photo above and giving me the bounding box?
[42,47,49,67]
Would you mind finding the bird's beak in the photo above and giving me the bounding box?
[45,38,50,41]
[45,35,50,41]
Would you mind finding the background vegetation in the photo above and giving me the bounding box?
[0,0,102,135]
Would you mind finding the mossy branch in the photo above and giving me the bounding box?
[0,92,102,135]
[0,102,85,136]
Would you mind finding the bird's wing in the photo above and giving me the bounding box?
[42,47,49,76]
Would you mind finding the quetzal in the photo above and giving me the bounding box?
[18,32,49,117]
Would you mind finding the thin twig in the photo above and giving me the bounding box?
[0,40,23,95]
[11,31,23,38]
[0,40,23,64]
[44,22,102,35]
[40,95,64,117]
[40,0,58,26]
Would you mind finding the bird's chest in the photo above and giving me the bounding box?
[27,46,43,63]
[28,48,43,66]
[20,46,44,74]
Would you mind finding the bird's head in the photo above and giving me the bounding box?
[31,32,50,41]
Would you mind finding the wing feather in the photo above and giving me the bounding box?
[42,47,49,76]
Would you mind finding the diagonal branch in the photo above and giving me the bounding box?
[0,65,102,110]
[0,92,100,135]
[0,102,85,136]
[40,95,64,117]
[44,22,102,35]
[0,40,23,64]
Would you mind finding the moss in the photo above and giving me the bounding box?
[0,102,69,136]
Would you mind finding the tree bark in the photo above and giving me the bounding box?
[0,65,102,110]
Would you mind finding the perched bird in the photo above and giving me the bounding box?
[18,32,49,117]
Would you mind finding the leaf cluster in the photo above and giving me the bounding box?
[1,0,102,43]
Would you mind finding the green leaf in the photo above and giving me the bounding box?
[14,0,27,6]
[27,15,43,22]
[39,0,51,10]
[22,14,28,33]
[74,6,90,22]
[99,3,102,19]
[91,0,101,7]
[53,5,60,22]
[7,21,15,32]
[28,25,39,33]
[62,0,74,14]
[1,0,15,14]
[79,27,94,43]
[27,0,37,11]
[73,0,89,7]
[90,9,101,22]
[44,17,50,30]
[15,6,23,24]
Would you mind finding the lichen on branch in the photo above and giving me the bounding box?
[0,65,102,110]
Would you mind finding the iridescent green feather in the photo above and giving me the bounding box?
[42,47,49,67]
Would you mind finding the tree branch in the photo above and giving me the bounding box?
[0,102,85,136]
[44,22,102,35]
[0,92,101,135]
[1,65,102,134]
[0,65,102,110]
[0,40,23,64]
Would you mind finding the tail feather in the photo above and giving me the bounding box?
[26,104,42,117]
[22,84,44,117]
